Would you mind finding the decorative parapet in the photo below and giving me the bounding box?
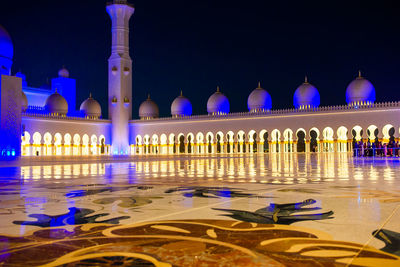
[22,108,110,123]
[130,101,400,123]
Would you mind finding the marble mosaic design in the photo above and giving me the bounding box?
[1,220,399,266]
[1,181,400,266]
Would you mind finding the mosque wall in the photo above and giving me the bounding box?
[20,116,111,156]
[130,105,400,141]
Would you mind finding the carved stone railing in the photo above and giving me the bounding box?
[130,101,400,123]
[22,109,110,123]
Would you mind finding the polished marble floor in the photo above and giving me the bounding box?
[0,153,400,266]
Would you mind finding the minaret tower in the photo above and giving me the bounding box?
[106,0,134,155]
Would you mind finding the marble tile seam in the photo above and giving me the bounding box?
[124,184,301,225]
[345,204,400,267]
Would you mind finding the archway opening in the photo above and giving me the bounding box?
[207,135,212,153]
[179,135,185,153]
[216,134,221,153]
[263,131,269,152]
[252,132,257,152]
[310,130,318,152]
[297,130,306,152]
[187,135,192,154]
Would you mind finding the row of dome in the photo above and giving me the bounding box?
[139,71,376,119]
[21,89,102,119]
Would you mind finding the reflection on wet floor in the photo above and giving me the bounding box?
[10,153,398,185]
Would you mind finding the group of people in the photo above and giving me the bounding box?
[353,140,400,157]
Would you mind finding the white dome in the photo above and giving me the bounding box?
[171,91,192,117]
[247,82,272,112]
[21,91,28,112]
[346,71,375,105]
[139,95,159,119]
[0,25,13,60]
[58,67,70,78]
[207,87,230,114]
[45,90,68,115]
[293,77,320,109]
[80,93,102,118]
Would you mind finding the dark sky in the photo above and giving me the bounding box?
[1,0,399,118]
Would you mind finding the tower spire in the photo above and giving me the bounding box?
[107,0,135,154]
[257,81,261,88]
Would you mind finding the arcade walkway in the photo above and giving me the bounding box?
[0,153,399,266]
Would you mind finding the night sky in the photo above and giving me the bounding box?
[1,0,399,118]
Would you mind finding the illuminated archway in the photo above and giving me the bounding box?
[54,133,62,155]
[322,127,334,152]
[64,133,72,155]
[32,132,42,156]
[226,131,235,153]
[367,125,379,143]
[99,135,106,155]
[296,128,306,153]
[21,131,31,156]
[135,135,143,155]
[271,129,281,153]
[152,134,159,154]
[283,128,293,153]
[187,133,194,154]
[382,124,395,143]
[216,131,224,153]
[259,129,268,153]
[160,134,167,154]
[248,130,257,153]
[237,130,246,153]
[196,132,204,154]
[337,126,348,152]
[309,127,320,152]
[82,134,89,155]
[43,132,52,156]
[143,135,150,154]
[73,134,81,156]
[169,134,176,154]
[91,135,98,155]
[178,133,185,153]
[206,132,214,153]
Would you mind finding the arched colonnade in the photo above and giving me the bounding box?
[131,124,398,155]
[21,131,109,156]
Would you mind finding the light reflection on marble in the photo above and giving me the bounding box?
[5,153,400,186]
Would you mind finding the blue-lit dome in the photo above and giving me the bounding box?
[45,90,68,115]
[247,82,272,112]
[139,95,159,119]
[293,77,320,109]
[171,91,192,117]
[346,71,375,105]
[15,71,27,87]
[0,25,13,60]
[207,86,230,114]
[0,25,13,75]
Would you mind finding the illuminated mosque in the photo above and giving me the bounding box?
[1,0,400,158]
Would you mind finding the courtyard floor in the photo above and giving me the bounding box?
[0,153,399,266]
